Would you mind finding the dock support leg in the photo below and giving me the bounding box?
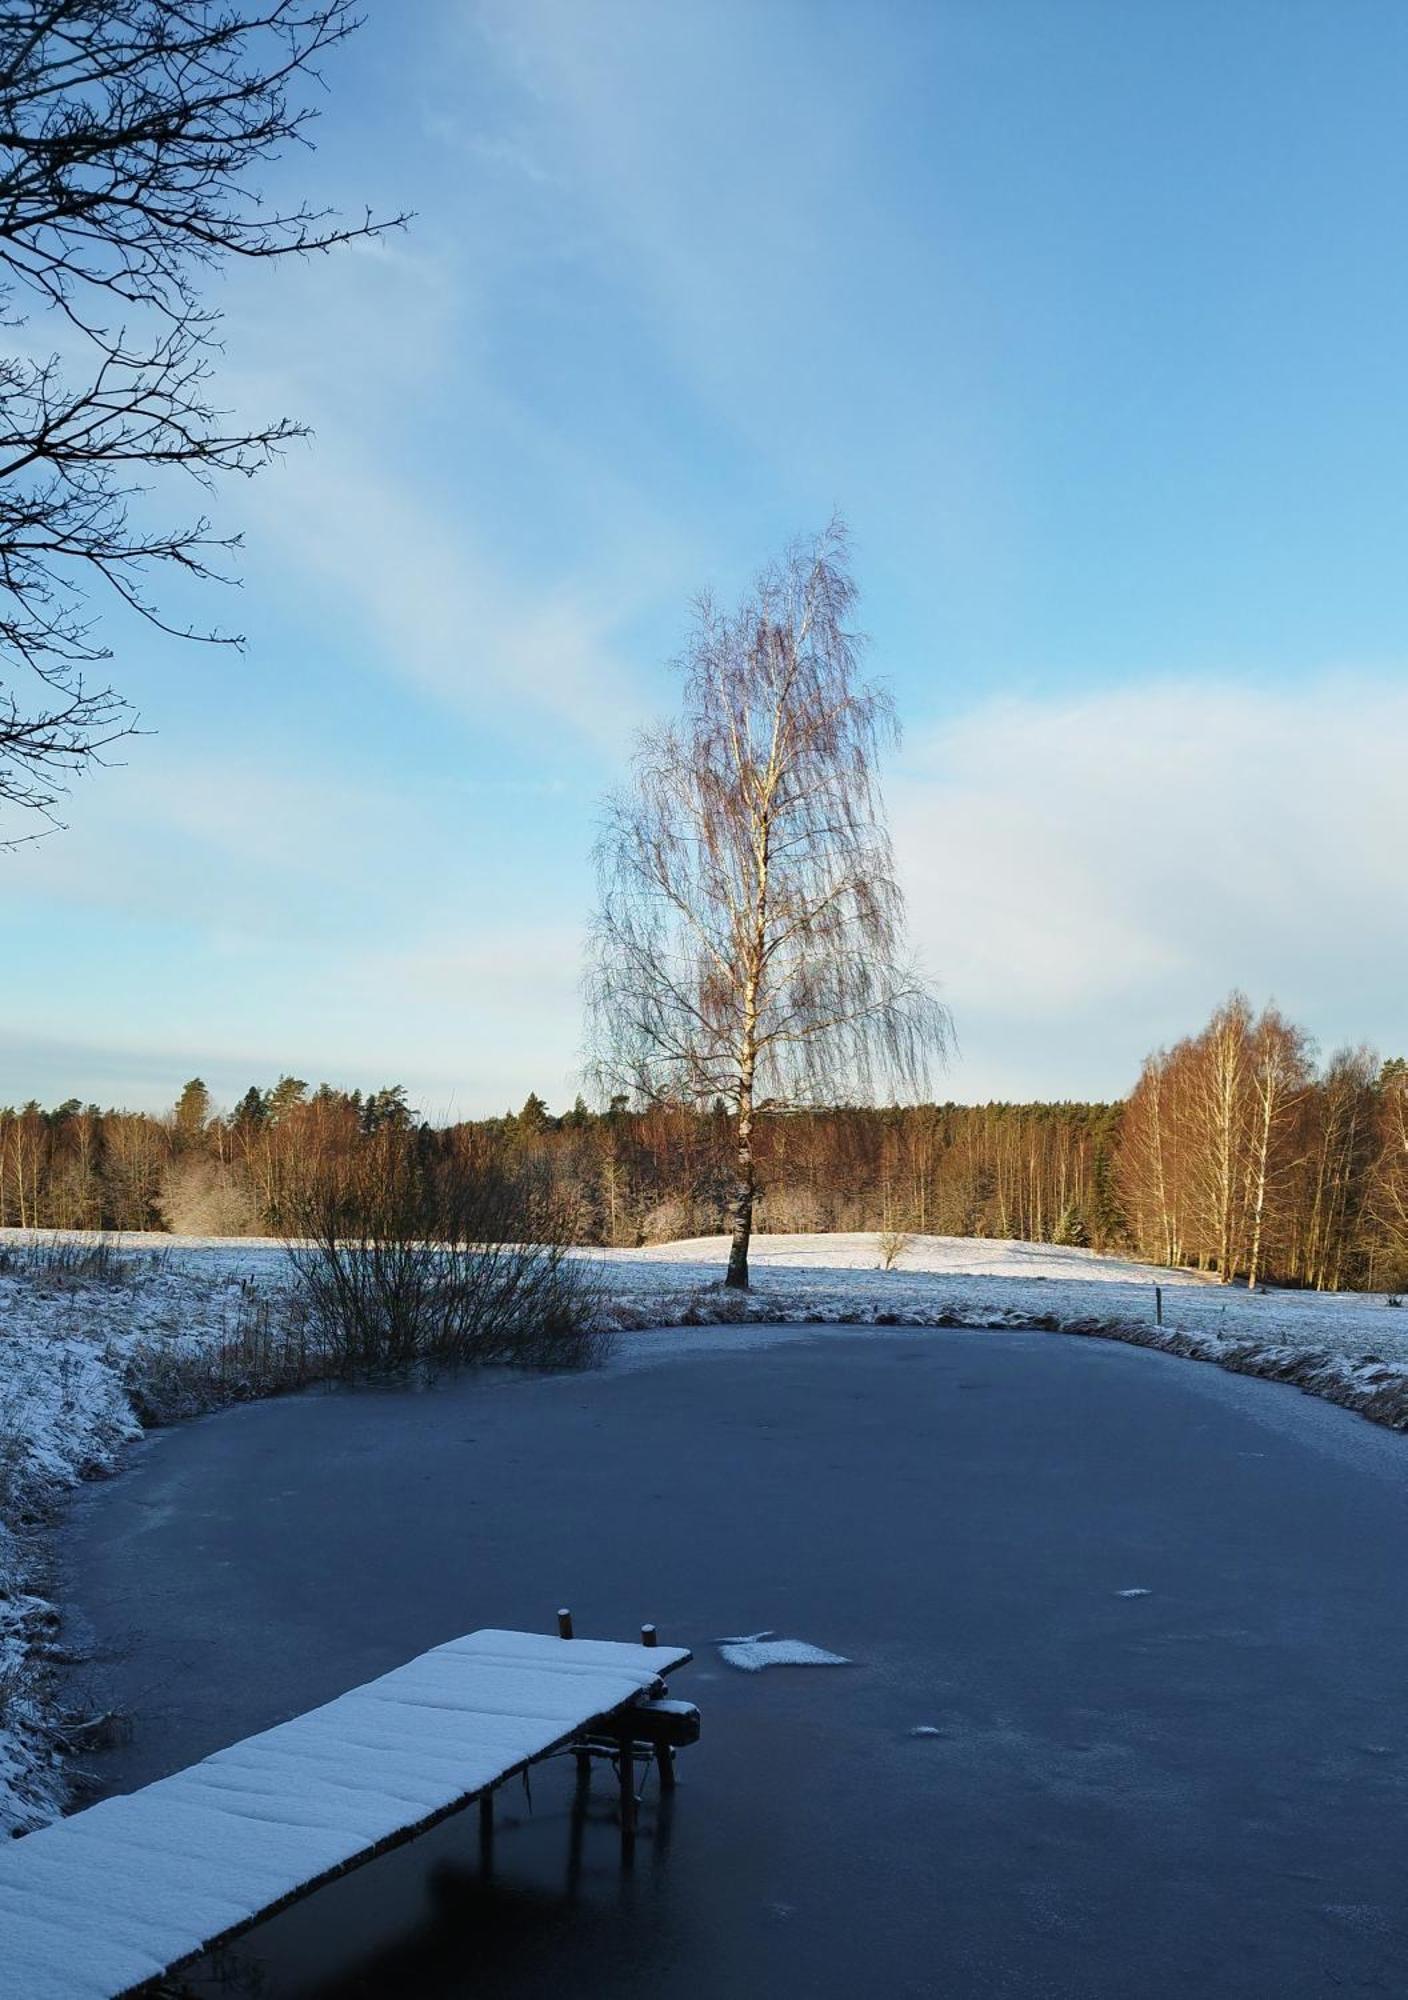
[566,1777,586,1899]
[618,1740,637,1860]
[479,1787,494,1874]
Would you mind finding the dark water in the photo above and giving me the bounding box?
[59,1327,1408,1997]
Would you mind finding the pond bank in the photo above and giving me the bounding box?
[58,1325,1408,1998]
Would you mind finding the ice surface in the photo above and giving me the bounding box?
[6,1225,1408,1833]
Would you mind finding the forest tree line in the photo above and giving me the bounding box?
[1,995,1405,1291]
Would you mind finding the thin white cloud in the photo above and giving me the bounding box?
[212,190,689,750]
[239,443,643,750]
[893,674,1408,1096]
[16,673,1403,1114]
[11,755,402,926]
[0,914,588,1117]
[454,1,1010,575]
[465,0,864,412]
[339,923,586,1112]
[1,741,591,1111]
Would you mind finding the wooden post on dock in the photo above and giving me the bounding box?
[643,1624,670,1789]
[557,1607,574,1640]
[1154,1285,1163,1326]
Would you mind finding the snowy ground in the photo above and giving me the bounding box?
[0,1244,265,1831]
[595,1233,1408,1378]
[3,1226,1408,1835]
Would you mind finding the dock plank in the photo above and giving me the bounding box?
[0,1628,689,2000]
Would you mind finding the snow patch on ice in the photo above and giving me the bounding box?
[716,1631,851,1672]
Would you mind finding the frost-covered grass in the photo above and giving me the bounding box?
[0,1239,302,1832]
[3,1224,1408,1835]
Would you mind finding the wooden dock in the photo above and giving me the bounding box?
[0,1624,694,1999]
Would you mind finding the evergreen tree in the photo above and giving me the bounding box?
[173,1078,211,1145]
[232,1087,267,1132]
[267,1076,309,1123]
[517,1092,552,1133]
[362,1086,411,1134]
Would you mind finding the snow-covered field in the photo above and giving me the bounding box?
[3,1226,1408,1835]
[597,1233,1408,1375]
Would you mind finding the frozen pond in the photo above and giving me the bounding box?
[59,1325,1408,1997]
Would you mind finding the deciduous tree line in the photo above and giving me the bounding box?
[1120,995,1407,1291]
[3,996,1403,1290]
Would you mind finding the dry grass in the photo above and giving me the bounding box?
[0,1234,165,1289]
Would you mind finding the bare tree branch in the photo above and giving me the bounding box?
[0,1,406,838]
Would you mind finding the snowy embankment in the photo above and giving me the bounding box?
[3,1227,1408,1835]
[0,1247,267,1831]
[589,1233,1408,1435]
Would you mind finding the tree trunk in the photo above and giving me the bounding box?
[1246,1083,1274,1292]
[726,1097,755,1289]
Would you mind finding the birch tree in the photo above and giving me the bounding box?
[1368,1060,1408,1288]
[1120,1051,1179,1267]
[1244,1007,1311,1291]
[1188,993,1254,1281]
[586,520,947,1289]
[1302,1047,1377,1290]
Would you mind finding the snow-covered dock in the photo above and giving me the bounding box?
[0,1626,692,2000]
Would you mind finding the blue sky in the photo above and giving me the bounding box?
[3,0,1406,1116]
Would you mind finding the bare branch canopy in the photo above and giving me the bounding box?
[0,1,404,839]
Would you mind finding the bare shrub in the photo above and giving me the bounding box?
[156,1158,259,1237]
[640,1196,697,1244]
[876,1229,912,1272]
[831,1193,876,1233]
[756,1184,828,1234]
[281,1135,606,1378]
